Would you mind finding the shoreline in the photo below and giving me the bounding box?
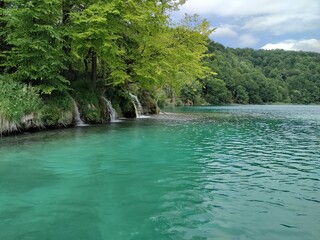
[2,103,320,137]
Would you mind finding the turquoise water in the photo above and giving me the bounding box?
[0,105,319,240]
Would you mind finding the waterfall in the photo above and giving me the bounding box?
[72,99,87,127]
[129,93,143,118]
[102,97,118,122]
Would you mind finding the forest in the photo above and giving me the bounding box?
[1,0,320,134]
[181,41,320,105]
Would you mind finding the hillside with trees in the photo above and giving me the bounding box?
[231,47,320,104]
[181,41,320,105]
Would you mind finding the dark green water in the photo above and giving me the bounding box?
[1,105,319,240]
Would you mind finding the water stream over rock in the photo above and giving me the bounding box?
[129,93,143,118]
[102,97,118,122]
[72,99,88,127]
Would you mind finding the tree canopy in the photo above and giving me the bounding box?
[0,0,211,95]
[189,41,320,105]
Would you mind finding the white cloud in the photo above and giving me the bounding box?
[261,39,320,53]
[179,0,319,18]
[172,0,320,49]
[243,14,320,35]
[177,0,320,35]
[210,24,238,38]
[209,25,260,47]
[238,34,259,47]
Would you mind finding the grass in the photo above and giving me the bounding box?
[0,75,43,133]
[41,93,74,127]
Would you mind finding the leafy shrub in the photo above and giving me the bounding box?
[74,90,102,123]
[0,75,43,133]
[42,93,73,127]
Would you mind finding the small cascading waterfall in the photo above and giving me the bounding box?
[72,99,87,126]
[102,97,118,122]
[129,93,143,118]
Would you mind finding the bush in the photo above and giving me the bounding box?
[74,90,102,123]
[0,75,43,133]
[42,93,73,127]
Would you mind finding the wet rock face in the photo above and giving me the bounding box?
[147,103,160,115]
[138,91,159,115]
[119,97,136,118]
[119,92,159,118]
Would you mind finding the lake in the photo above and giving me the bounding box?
[0,105,319,240]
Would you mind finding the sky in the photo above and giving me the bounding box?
[171,0,320,52]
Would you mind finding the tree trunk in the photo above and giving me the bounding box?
[91,50,97,84]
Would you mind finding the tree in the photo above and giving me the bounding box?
[0,0,9,73]
[2,0,69,93]
[69,2,212,95]
[130,14,213,91]
[69,0,127,86]
[202,77,231,104]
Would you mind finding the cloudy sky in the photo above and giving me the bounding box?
[171,0,320,52]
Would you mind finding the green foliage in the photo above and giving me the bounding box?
[1,0,318,134]
[202,77,231,104]
[41,93,73,126]
[2,0,69,93]
[0,75,43,132]
[202,41,319,104]
[69,2,211,92]
[138,90,160,114]
[0,0,215,132]
[69,0,127,84]
[1,0,210,94]
[0,75,42,121]
[231,47,320,104]
[0,1,9,74]
[73,89,102,123]
[131,14,212,91]
[180,81,203,105]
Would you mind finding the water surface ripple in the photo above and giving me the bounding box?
[0,105,319,240]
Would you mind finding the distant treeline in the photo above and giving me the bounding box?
[181,41,320,105]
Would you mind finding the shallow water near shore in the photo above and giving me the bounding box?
[1,105,319,240]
